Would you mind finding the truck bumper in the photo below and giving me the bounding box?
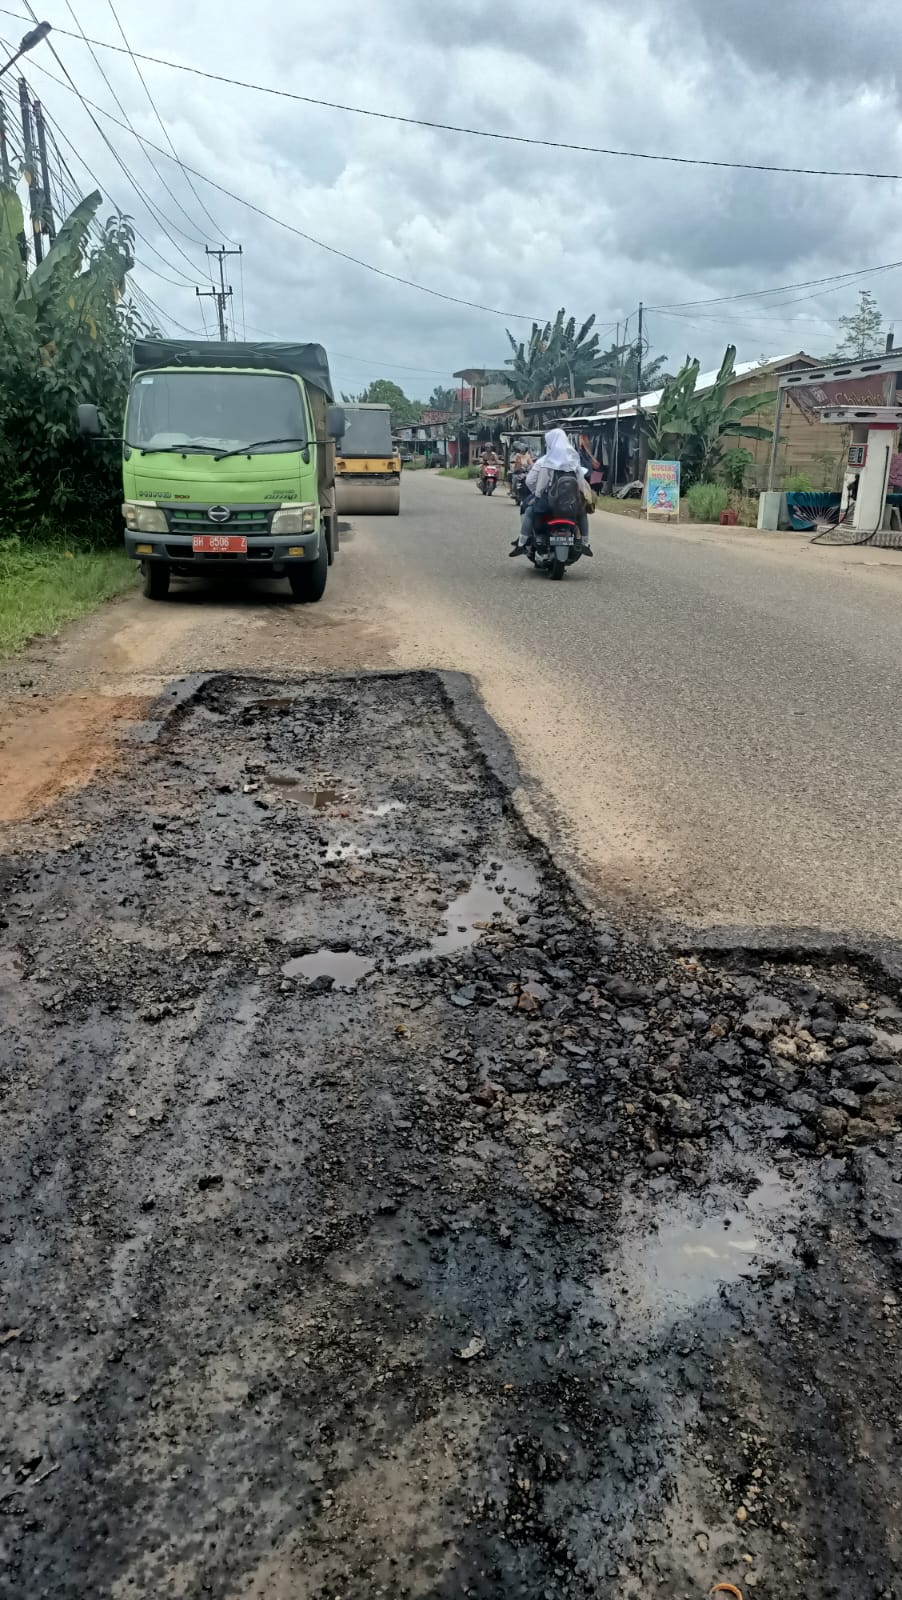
[125,529,324,572]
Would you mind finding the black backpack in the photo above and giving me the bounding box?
[546,470,583,521]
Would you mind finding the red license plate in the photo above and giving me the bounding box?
[192,534,247,553]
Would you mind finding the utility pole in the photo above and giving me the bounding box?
[33,99,54,243]
[0,96,10,186]
[612,320,622,490]
[18,76,41,265]
[635,301,644,481]
[197,243,242,340]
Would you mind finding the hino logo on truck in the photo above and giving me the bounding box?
[208,505,231,523]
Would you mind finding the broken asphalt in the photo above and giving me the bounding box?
[1,670,901,1598]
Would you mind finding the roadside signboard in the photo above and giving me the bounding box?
[645,459,680,519]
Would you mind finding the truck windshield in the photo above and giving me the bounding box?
[126,371,306,455]
[340,408,393,457]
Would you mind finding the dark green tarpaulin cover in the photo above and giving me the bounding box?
[131,340,333,400]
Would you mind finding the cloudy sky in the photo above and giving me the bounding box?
[3,0,899,397]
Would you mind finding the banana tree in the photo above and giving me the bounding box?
[497,307,622,400]
[497,320,558,401]
[643,356,699,458]
[642,345,777,485]
[0,184,138,537]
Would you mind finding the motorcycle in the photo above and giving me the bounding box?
[518,505,587,580]
[478,463,499,496]
[509,469,527,502]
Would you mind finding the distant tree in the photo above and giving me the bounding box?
[596,339,669,397]
[830,290,885,360]
[494,308,635,401]
[497,322,557,401]
[427,384,458,412]
[341,380,423,428]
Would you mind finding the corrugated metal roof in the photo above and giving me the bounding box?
[572,353,805,424]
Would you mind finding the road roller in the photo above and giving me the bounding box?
[334,402,401,516]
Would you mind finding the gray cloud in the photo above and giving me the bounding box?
[19,0,900,396]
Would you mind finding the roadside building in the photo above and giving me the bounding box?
[569,352,836,490]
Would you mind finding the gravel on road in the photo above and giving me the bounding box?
[2,670,901,1599]
[1,472,900,943]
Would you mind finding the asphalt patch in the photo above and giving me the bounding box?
[1,670,901,1598]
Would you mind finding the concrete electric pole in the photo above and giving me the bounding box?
[196,244,242,340]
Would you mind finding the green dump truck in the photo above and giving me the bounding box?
[80,340,345,602]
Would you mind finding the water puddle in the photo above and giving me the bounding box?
[273,783,346,809]
[399,861,538,965]
[281,949,375,987]
[609,1170,800,1333]
[323,842,372,863]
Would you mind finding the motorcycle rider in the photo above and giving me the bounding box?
[509,442,534,500]
[479,445,500,481]
[509,427,593,556]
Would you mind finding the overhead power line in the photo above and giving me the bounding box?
[18,49,206,288]
[58,1,210,249]
[648,261,902,313]
[21,71,202,285]
[104,0,231,243]
[14,38,902,335]
[13,51,549,320]
[0,6,898,181]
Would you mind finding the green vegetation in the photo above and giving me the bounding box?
[439,465,481,479]
[340,379,423,428]
[644,345,776,488]
[595,495,647,520]
[0,187,137,546]
[0,540,134,656]
[720,446,755,491]
[784,472,814,492]
[427,384,459,411]
[830,290,885,361]
[495,308,668,402]
[685,482,730,522]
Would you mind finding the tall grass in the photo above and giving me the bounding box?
[685,482,730,522]
[0,540,135,657]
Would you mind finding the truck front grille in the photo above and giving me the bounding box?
[166,506,272,536]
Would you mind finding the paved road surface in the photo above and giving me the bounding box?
[2,470,901,943]
[345,472,902,944]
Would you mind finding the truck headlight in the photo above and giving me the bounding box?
[122,501,167,534]
[272,503,316,535]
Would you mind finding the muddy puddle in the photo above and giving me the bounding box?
[281,948,376,986]
[1,670,900,1600]
[269,779,347,809]
[610,1167,802,1333]
[279,860,538,978]
[399,860,539,964]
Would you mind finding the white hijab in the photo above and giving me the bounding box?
[535,427,584,475]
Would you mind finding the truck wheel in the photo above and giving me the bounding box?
[289,542,328,603]
[141,561,171,600]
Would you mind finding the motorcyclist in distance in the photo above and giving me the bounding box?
[510,428,593,556]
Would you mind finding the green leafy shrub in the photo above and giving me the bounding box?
[686,482,730,521]
[0,191,138,546]
[784,473,814,492]
[720,447,754,490]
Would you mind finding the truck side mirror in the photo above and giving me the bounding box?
[326,404,346,441]
[77,403,103,437]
